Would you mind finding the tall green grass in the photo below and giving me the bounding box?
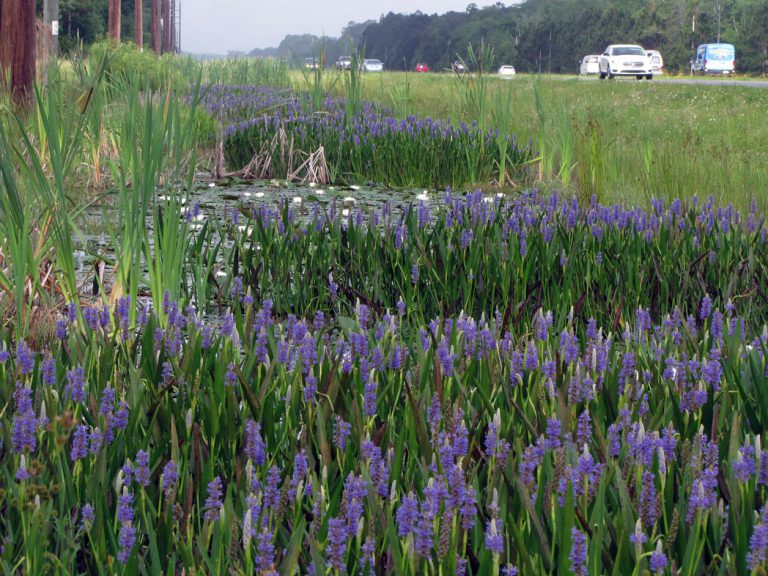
[329,73,768,211]
[0,59,110,335]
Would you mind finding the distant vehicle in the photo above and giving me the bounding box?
[452,60,466,73]
[580,55,600,75]
[598,45,653,80]
[415,62,429,73]
[646,50,664,75]
[692,43,735,75]
[336,56,352,71]
[497,65,516,78]
[304,57,319,70]
[362,58,383,72]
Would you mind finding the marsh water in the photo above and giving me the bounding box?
[74,177,474,297]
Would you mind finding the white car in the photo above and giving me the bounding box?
[580,55,600,75]
[498,65,516,78]
[646,50,664,75]
[598,45,653,80]
[362,59,383,72]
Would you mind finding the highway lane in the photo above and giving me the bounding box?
[577,75,768,88]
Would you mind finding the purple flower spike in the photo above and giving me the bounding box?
[569,528,588,576]
[484,517,504,554]
[204,477,224,522]
[162,461,179,497]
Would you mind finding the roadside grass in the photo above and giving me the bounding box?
[313,71,768,210]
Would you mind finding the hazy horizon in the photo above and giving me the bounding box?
[180,0,501,54]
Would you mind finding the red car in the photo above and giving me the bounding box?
[415,63,429,73]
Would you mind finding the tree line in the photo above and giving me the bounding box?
[3,0,767,78]
[253,0,768,75]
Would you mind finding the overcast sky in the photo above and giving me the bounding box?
[181,0,497,54]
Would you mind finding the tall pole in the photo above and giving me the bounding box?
[151,0,161,53]
[108,0,121,42]
[160,0,169,53]
[169,0,176,53]
[135,0,143,49]
[0,0,37,106]
[165,0,172,52]
[43,0,60,55]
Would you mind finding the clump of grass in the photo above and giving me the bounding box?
[299,40,341,113]
[573,110,608,203]
[453,39,495,132]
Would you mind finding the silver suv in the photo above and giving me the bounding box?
[336,56,352,71]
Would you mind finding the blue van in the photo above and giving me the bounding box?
[692,43,735,74]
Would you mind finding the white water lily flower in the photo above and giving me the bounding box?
[316,190,325,195]
[342,209,350,217]
[309,182,317,188]
[208,182,216,188]
[255,192,265,198]
[343,197,356,207]
[216,270,227,278]
[293,196,303,204]
[349,185,360,190]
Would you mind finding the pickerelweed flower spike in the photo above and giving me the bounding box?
[205,477,223,522]
[569,528,588,576]
[650,540,668,574]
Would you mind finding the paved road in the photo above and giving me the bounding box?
[578,75,768,88]
[655,77,768,88]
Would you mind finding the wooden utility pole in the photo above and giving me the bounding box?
[108,0,121,42]
[135,0,143,48]
[151,0,161,53]
[0,0,37,106]
[161,0,170,53]
[169,0,176,53]
[43,0,59,54]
